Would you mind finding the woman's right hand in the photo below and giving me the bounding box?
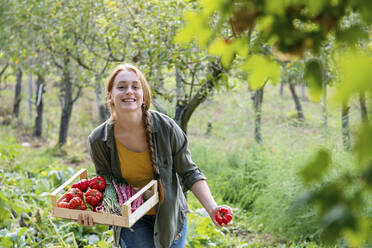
[77,213,94,226]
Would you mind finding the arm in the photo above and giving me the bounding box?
[190,180,217,216]
[190,180,232,227]
[168,119,232,226]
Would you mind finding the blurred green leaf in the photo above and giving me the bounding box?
[335,24,369,45]
[173,11,211,47]
[344,218,371,248]
[241,54,281,90]
[321,203,355,244]
[201,0,227,16]
[333,50,372,103]
[300,148,331,184]
[264,0,285,15]
[208,38,235,68]
[315,183,348,215]
[307,0,327,17]
[208,37,249,68]
[361,165,372,186]
[354,123,372,166]
[357,3,372,23]
[305,60,323,103]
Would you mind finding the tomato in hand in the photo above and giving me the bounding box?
[215,207,233,225]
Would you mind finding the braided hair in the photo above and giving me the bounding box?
[142,105,164,203]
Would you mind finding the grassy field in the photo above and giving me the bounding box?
[1,81,371,247]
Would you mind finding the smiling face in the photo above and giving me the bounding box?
[108,70,144,114]
[106,64,152,120]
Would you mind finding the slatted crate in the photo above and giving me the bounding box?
[50,169,159,227]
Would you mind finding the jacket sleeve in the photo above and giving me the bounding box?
[88,136,111,176]
[171,122,206,191]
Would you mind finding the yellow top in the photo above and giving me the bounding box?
[115,138,157,215]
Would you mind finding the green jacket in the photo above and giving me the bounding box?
[88,110,206,248]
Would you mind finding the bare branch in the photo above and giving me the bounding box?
[152,98,169,116]
[0,63,9,77]
[180,61,223,133]
[72,86,83,103]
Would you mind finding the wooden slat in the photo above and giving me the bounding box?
[121,204,131,217]
[129,193,159,226]
[51,207,130,227]
[51,195,57,208]
[123,180,157,207]
[50,169,87,197]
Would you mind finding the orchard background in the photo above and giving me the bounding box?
[1,0,372,247]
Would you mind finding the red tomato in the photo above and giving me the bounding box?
[215,207,233,225]
[88,176,106,192]
[72,179,89,192]
[57,201,69,208]
[68,197,83,209]
[85,189,103,206]
[66,188,83,201]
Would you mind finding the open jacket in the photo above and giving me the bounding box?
[88,110,206,248]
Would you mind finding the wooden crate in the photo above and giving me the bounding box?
[50,169,159,228]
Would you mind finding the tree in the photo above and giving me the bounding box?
[12,67,22,119]
[33,73,45,137]
[25,0,97,145]
[359,91,369,124]
[74,0,228,134]
[251,85,264,143]
[281,61,305,124]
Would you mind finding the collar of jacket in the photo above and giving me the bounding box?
[102,111,159,149]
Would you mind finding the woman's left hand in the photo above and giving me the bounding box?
[208,205,233,227]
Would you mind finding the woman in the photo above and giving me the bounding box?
[78,63,232,248]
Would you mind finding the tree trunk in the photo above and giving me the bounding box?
[95,75,108,123]
[341,102,351,151]
[58,57,81,145]
[175,66,186,125]
[359,91,368,124]
[12,68,23,118]
[27,73,33,121]
[252,86,264,143]
[301,84,306,101]
[33,74,45,137]
[279,82,284,97]
[288,83,305,123]
[179,61,223,134]
[322,79,328,128]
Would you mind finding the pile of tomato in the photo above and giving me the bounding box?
[57,176,106,212]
